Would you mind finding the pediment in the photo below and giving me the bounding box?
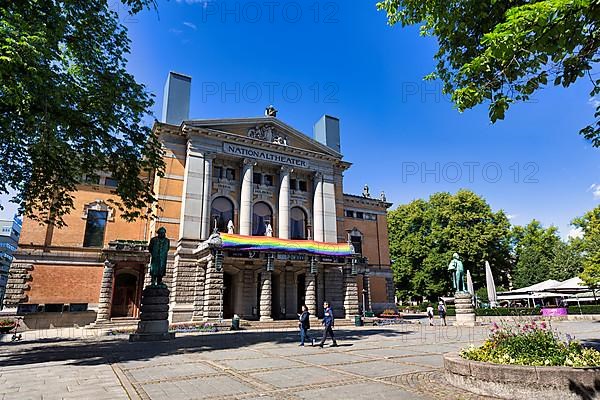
[184,117,342,158]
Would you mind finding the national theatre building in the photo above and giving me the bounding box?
[4,73,394,327]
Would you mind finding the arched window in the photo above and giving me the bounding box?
[290,207,308,239]
[211,197,234,233]
[252,202,272,236]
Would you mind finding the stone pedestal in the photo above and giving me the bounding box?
[129,286,175,342]
[454,292,476,326]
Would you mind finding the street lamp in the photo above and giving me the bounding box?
[266,253,275,272]
[310,256,318,274]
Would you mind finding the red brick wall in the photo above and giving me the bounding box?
[28,264,103,304]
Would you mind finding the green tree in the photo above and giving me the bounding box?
[0,1,162,227]
[548,239,583,281]
[388,190,512,301]
[511,220,562,288]
[377,0,600,145]
[573,205,600,289]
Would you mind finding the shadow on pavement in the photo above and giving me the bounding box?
[0,328,412,367]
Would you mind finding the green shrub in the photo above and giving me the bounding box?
[567,304,600,314]
[461,321,600,367]
[473,305,600,316]
[475,307,540,316]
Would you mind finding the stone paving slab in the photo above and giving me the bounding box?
[1,321,599,400]
[218,356,304,371]
[330,359,434,378]
[296,381,428,400]
[142,375,256,399]
[289,351,367,366]
[127,361,219,382]
[249,365,349,389]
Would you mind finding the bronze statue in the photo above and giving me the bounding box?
[448,252,466,293]
[148,227,169,287]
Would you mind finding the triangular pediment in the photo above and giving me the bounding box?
[183,117,342,158]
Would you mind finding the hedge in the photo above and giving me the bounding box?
[473,305,600,316]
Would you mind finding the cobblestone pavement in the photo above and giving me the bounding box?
[0,320,598,400]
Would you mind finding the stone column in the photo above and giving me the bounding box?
[179,142,205,240]
[96,260,115,323]
[343,267,360,319]
[278,166,291,239]
[305,271,317,319]
[322,178,338,242]
[203,259,224,319]
[200,154,215,239]
[259,271,273,321]
[239,158,256,236]
[191,263,206,321]
[312,172,324,242]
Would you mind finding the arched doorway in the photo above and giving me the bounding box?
[111,273,138,318]
[211,197,234,233]
[252,202,272,236]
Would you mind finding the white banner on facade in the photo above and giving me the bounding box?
[223,142,309,168]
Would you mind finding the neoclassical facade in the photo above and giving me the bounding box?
[4,77,394,325]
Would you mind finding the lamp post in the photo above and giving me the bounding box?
[219,286,224,322]
[208,227,224,321]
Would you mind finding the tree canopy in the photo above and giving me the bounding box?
[388,190,512,301]
[0,0,162,227]
[573,205,600,288]
[511,220,562,288]
[377,0,600,146]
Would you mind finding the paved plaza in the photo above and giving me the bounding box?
[0,320,599,400]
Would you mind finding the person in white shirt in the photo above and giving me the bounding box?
[426,304,434,326]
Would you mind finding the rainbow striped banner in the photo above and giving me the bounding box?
[220,233,354,257]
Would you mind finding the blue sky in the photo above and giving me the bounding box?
[2,0,599,238]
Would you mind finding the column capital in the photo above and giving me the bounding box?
[242,158,257,166]
[314,171,323,180]
[204,152,217,161]
[186,140,205,158]
[280,165,293,174]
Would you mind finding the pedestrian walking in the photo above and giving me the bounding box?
[298,305,313,346]
[438,301,447,326]
[318,301,338,348]
[426,304,434,326]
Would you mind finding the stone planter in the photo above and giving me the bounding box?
[0,324,15,334]
[444,352,600,400]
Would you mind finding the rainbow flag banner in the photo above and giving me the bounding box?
[220,233,354,257]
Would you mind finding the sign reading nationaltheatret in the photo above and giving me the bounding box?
[223,142,309,168]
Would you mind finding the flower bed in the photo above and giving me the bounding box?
[0,319,15,334]
[461,321,600,367]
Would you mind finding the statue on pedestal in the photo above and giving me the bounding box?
[148,227,169,287]
[448,252,466,293]
[227,219,235,234]
[265,223,273,237]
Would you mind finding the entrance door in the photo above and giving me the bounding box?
[112,273,138,318]
[297,273,305,313]
[223,273,234,319]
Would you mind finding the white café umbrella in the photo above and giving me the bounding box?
[485,261,498,307]
[466,270,475,296]
[466,270,475,306]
